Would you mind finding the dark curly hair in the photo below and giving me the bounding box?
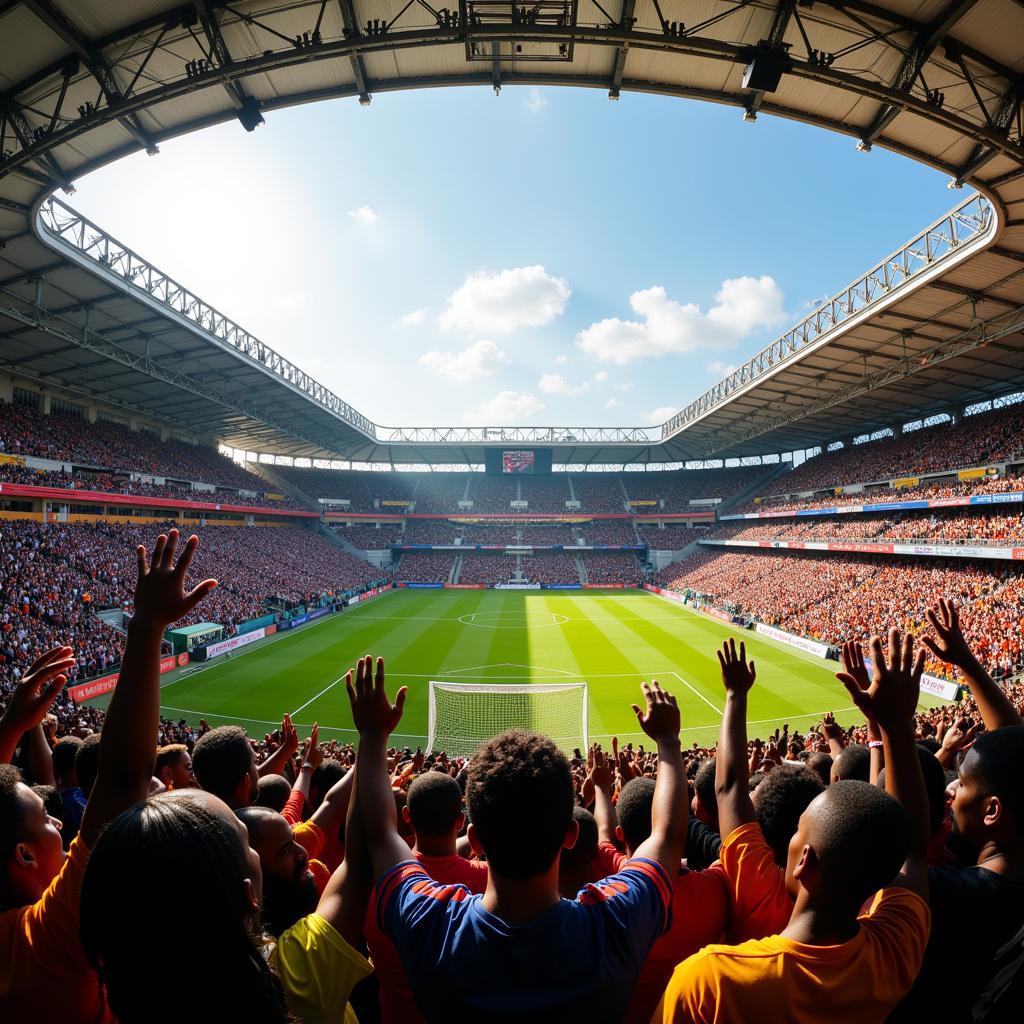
[753,766,825,865]
[466,731,573,879]
[192,726,253,804]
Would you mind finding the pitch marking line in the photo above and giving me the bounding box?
[290,674,346,717]
[442,662,577,678]
[666,670,723,716]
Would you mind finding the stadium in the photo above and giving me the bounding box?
[1,2,1024,1023]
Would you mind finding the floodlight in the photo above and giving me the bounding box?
[237,98,265,132]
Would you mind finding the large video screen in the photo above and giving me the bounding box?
[502,450,535,474]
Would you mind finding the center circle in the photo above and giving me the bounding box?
[457,611,570,629]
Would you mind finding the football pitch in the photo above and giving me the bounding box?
[148,588,897,750]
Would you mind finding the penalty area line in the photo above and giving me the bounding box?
[290,675,346,718]
[666,670,723,716]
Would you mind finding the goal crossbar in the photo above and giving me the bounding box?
[426,681,588,757]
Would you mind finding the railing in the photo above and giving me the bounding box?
[380,425,659,444]
[38,197,377,440]
[661,192,995,439]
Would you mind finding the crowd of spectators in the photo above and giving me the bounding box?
[334,525,405,549]
[0,401,271,491]
[571,473,628,512]
[3,526,1024,1023]
[274,467,377,509]
[709,510,1024,546]
[519,476,571,511]
[466,476,516,512]
[656,547,1024,680]
[580,520,640,545]
[749,404,1024,503]
[456,554,517,586]
[584,552,646,585]
[393,552,455,583]
[519,524,579,545]
[399,521,459,544]
[641,525,703,550]
[411,474,469,513]
[522,553,580,584]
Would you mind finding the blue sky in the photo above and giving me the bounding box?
[69,85,956,433]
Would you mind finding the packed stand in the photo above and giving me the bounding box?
[399,521,460,545]
[750,403,1024,501]
[411,474,469,513]
[466,476,515,512]
[641,525,703,549]
[580,520,641,545]
[456,554,517,585]
[393,552,455,583]
[333,524,405,549]
[519,524,579,545]
[572,473,628,512]
[273,466,376,509]
[522,553,581,584]
[519,475,571,511]
[584,551,645,585]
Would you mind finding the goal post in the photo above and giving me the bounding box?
[426,681,589,757]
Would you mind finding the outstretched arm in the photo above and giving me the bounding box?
[81,531,216,847]
[840,629,929,899]
[714,639,757,838]
[310,759,357,837]
[631,681,687,877]
[921,599,1020,731]
[836,640,884,784]
[346,655,412,879]
[588,745,618,847]
[0,645,75,766]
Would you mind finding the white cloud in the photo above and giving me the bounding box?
[538,373,590,397]
[469,390,543,422]
[439,265,570,334]
[705,360,739,376]
[419,340,509,382]
[524,88,548,114]
[594,370,609,383]
[347,206,378,224]
[604,397,620,409]
[615,382,634,392]
[398,307,427,326]
[644,406,679,424]
[577,276,785,364]
[554,354,569,366]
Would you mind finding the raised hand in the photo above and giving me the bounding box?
[717,638,756,695]
[630,680,680,745]
[940,716,982,757]
[0,645,76,736]
[280,713,299,758]
[838,628,924,735]
[589,743,614,791]
[346,655,407,739]
[132,529,217,631]
[821,712,844,744]
[922,598,974,667]
[301,722,323,768]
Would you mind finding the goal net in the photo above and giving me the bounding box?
[426,681,589,757]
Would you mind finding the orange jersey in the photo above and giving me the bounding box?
[718,822,794,942]
[0,837,113,1023]
[655,887,930,1024]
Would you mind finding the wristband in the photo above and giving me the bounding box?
[868,740,883,749]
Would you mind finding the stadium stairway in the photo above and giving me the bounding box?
[576,554,588,584]
[450,556,463,584]
[247,462,321,512]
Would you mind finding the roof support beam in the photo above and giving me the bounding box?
[492,42,501,94]
[336,0,372,105]
[21,0,159,154]
[857,0,980,150]
[608,0,637,100]
[951,75,1024,185]
[742,0,796,120]
[190,0,260,123]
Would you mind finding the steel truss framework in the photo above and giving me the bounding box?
[0,0,1022,463]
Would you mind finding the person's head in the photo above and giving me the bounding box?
[75,733,102,799]
[51,736,82,788]
[1,765,65,908]
[404,771,464,848]
[806,751,833,788]
[878,745,948,834]
[692,757,718,830]
[753,767,825,866]
[830,744,870,783]
[784,780,909,912]
[192,726,259,809]
[236,805,318,937]
[254,774,292,812]
[558,806,598,898]
[309,759,345,810]
[952,725,1024,856]
[80,790,288,1024]
[154,743,194,791]
[466,731,576,880]
[31,784,63,822]
[616,777,656,855]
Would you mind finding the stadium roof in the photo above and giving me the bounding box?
[0,0,1023,465]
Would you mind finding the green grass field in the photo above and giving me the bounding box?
[152,589,886,751]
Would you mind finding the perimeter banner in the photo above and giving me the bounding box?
[201,627,267,660]
[754,623,831,659]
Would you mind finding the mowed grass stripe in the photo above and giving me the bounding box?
[153,590,884,748]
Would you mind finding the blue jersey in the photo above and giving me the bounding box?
[377,857,672,1023]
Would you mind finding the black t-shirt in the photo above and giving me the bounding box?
[889,864,1024,1023]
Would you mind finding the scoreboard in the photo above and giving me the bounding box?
[484,448,553,476]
